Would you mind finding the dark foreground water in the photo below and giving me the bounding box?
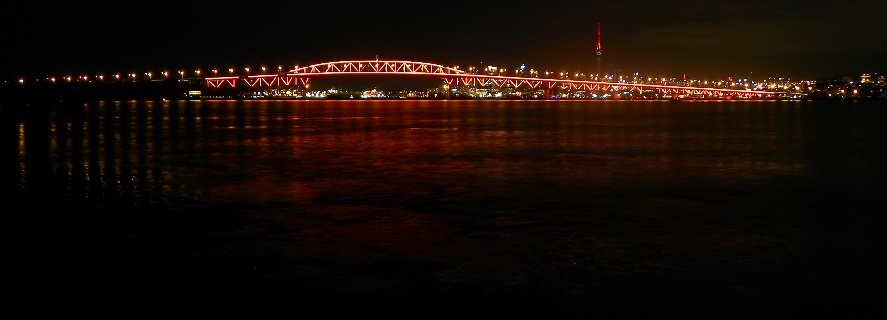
[4,100,884,311]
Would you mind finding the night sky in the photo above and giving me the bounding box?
[3,0,885,78]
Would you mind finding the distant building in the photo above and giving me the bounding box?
[860,73,871,83]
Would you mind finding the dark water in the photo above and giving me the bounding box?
[5,100,884,309]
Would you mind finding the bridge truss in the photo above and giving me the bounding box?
[205,60,781,98]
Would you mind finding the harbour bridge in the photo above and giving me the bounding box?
[204,60,781,98]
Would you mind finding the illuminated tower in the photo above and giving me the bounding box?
[595,21,603,74]
[595,22,604,56]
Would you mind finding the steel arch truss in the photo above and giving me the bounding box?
[205,75,310,89]
[206,77,239,89]
[445,75,777,97]
[205,59,780,98]
[290,60,466,76]
[445,77,545,89]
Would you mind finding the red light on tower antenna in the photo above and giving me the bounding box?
[595,22,604,56]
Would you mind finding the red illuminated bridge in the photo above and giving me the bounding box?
[205,60,782,98]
